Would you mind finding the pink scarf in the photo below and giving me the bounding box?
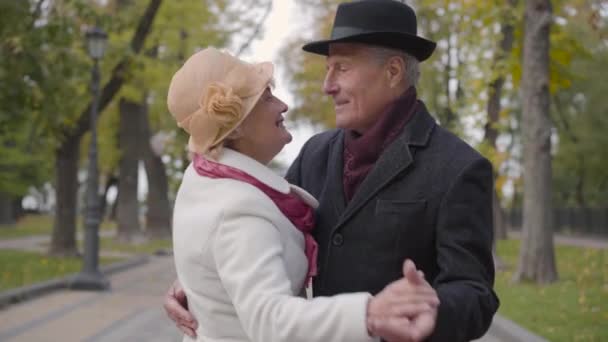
[193,154,318,286]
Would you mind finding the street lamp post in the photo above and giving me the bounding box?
[71,26,110,291]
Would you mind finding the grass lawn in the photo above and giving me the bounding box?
[0,214,116,240]
[495,239,607,342]
[0,249,122,292]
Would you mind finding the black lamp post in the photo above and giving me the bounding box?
[71,26,110,290]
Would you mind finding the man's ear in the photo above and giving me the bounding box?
[386,56,405,89]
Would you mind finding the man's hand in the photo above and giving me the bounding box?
[367,260,439,342]
[163,279,198,338]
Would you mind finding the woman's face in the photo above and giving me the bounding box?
[230,87,292,164]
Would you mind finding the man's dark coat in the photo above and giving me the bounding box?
[286,105,499,341]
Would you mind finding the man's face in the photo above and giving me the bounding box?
[323,43,394,133]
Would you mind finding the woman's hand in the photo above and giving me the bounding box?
[163,279,198,338]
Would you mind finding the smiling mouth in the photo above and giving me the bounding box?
[335,101,349,108]
[275,117,285,127]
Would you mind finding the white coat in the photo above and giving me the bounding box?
[172,148,376,342]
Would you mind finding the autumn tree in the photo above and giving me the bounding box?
[51,0,163,254]
[513,0,558,284]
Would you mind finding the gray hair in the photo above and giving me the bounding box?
[367,46,420,88]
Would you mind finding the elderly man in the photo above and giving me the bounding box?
[165,0,499,341]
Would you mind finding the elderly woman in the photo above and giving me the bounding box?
[168,48,435,342]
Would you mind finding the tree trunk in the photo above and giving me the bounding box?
[492,190,507,271]
[116,99,142,242]
[513,0,558,284]
[484,0,517,244]
[50,0,162,249]
[493,190,508,239]
[0,193,15,225]
[484,0,517,147]
[140,104,172,239]
[12,196,24,219]
[575,161,586,208]
[50,139,79,256]
[143,147,172,238]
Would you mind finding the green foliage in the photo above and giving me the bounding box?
[416,1,487,134]
[1,0,273,198]
[282,0,521,136]
[0,0,94,196]
[282,0,608,210]
[2,0,606,211]
[550,2,608,207]
[495,239,607,341]
[89,0,272,185]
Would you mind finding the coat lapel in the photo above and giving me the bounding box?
[333,105,436,232]
[324,130,347,219]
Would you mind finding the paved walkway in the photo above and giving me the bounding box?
[0,255,546,342]
[0,255,180,342]
[2,230,596,341]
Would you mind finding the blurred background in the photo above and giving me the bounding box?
[0,1,606,341]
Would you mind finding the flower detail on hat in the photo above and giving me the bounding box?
[202,82,244,130]
[179,82,245,154]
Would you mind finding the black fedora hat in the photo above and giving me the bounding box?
[302,0,436,61]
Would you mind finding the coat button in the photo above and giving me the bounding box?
[332,233,344,246]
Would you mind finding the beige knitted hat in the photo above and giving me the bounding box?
[167,47,274,154]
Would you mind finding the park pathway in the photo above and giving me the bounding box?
[0,255,179,342]
[0,254,551,342]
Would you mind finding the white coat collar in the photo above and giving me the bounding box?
[217,149,319,209]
